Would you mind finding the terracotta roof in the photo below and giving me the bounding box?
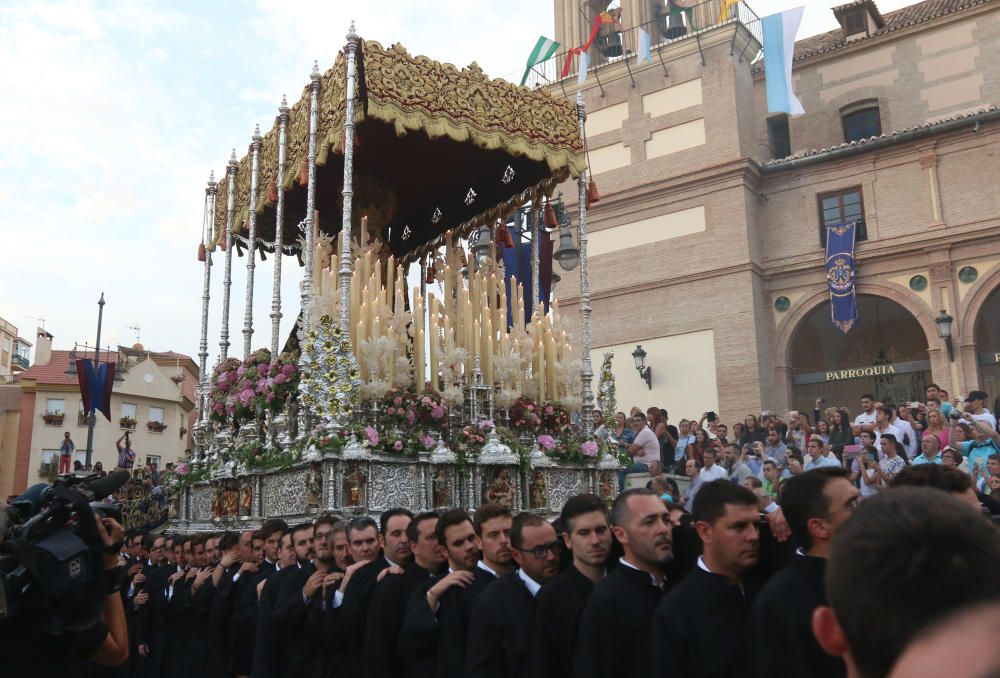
[0,385,21,411]
[16,350,77,386]
[792,0,991,62]
[763,104,998,166]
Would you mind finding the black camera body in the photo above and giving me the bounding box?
[0,472,127,632]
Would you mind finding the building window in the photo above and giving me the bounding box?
[842,8,868,36]
[121,402,137,429]
[147,455,161,468]
[149,406,164,423]
[40,449,60,477]
[818,188,868,246]
[78,402,88,426]
[841,103,882,142]
[46,398,65,414]
[767,114,791,160]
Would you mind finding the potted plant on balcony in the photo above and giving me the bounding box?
[147,420,168,433]
[120,416,137,430]
[41,411,65,425]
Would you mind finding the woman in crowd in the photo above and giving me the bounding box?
[941,446,963,470]
[688,427,711,467]
[739,415,767,445]
[923,408,950,451]
[827,409,855,456]
[857,445,881,498]
[610,411,634,445]
[813,419,831,445]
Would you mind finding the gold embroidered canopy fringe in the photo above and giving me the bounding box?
[210,40,586,263]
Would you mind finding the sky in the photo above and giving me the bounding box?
[0,0,916,369]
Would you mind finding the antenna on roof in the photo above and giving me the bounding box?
[129,325,141,344]
[27,316,46,329]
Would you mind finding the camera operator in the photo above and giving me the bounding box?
[0,504,129,676]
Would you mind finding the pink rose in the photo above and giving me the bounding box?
[393,440,404,451]
[545,405,554,415]
[527,404,535,411]
[581,441,599,457]
[175,463,189,475]
[421,396,432,405]
[394,397,403,406]
[430,406,445,419]
[406,411,416,425]
[387,407,396,415]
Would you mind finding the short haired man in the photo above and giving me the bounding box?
[575,489,672,678]
[891,463,982,511]
[853,394,877,431]
[812,488,1000,678]
[401,509,485,678]
[761,460,780,497]
[621,412,660,490]
[365,512,445,678]
[330,510,409,678]
[330,520,352,571]
[233,520,286,677]
[889,603,1000,678]
[804,438,841,471]
[651,480,760,677]
[473,503,514,577]
[699,448,728,483]
[466,513,560,677]
[748,469,856,677]
[529,494,612,677]
[873,405,903,450]
[762,427,787,463]
[912,434,943,466]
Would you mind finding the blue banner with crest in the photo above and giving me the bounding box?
[826,222,858,333]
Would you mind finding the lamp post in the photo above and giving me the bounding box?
[553,196,580,272]
[632,344,652,390]
[86,293,106,467]
[935,309,954,361]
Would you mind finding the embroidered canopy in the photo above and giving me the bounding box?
[212,40,586,262]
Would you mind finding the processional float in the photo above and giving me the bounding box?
[169,25,625,530]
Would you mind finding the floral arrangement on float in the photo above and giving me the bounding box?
[234,441,299,471]
[208,349,300,425]
[380,388,448,431]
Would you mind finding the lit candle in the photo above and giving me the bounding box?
[483,312,494,386]
[545,328,558,402]
[428,294,439,392]
[535,329,546,402]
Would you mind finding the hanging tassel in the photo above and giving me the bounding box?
[586,179,601,210]
[299,157,308,186]
[267,180,278,204]
[425,260,436,284]
[543,203,557,228]
[197,242,206,262]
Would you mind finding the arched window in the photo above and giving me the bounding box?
[841,101,882,143]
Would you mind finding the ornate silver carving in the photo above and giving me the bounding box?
[464,188,477,205]
[340,26,360,330]
[262,469,308,516]
[547,468,586,512]
[576,92,594,433]
[368,462,415,511]
[528,444,554,468]
[532,202,541,316]
[429,440,456,464]
[341,435,372,460]
[220,150,237,360]
[190,484,213,522]
[401,225,412,240]
[431,207,442,224]
[271,95,290,355]
[198,172,217,425]
[501,165,515,184]
[243,124,263,358]
[298,315,360,430]
[478,429,518,465]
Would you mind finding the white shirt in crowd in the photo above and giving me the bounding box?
[873,423,903,450]
[804,452,841,471]
[699,463,728,483]
[632,425,661,466]
[892,418,918,458]
[854,410,876,428]
[971,409,998,430]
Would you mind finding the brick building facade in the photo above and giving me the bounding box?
[549,0,1000,422]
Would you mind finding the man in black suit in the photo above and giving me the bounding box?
[252,523,313,678]
[749,468,855,678]
[400,508,481,678]
[651,480,760,678]
[364,512,447,678]
[232,519,286,678]
[466,512,561,678]
[529,494,612,677]
[575,489,672,678]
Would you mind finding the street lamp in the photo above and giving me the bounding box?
[935,309,954,361]
[632,344,652,389]
[470,225,492,267]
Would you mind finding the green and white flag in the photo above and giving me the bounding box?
[520,36,560,86]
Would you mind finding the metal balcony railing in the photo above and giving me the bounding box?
[516,0,762,90]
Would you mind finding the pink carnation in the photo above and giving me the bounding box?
[282,363,295,376]
[239,389,254,406]
[537,434,556,451]
[237,366,247,377]
[175,463,189,475]
[365,426,379,446]
[274,373,287,385]
[423,435,436,448]
[393,440,404,451]
[581,441,599,457]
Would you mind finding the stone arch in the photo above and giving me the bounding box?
[958,265,1000,344]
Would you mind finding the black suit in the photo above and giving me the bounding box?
[251,564,301,678]
[328,555,389,678]
[574,563,666,678]
[231,559,277,676]
[363,564,434,678]
[272,562,321,678]
[527,564,595,678]
[650,565,754,678]
[399,566,497,678]
[465,571,538,678]
[749,554,845,678]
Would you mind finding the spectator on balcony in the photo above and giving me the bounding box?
[59,431,75,474]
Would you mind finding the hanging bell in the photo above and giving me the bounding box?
[586,179,601,209]
[197,242,207,262]
[544,203,557,228]
[267,180,278,204]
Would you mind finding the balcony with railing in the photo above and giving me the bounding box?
[518,0,762,91]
